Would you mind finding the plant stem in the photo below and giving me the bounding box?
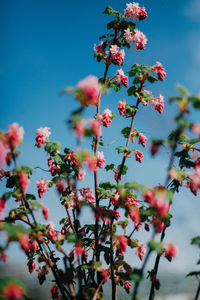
[195,280,200,300]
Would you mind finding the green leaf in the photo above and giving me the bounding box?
[104,5,124,20]
[2,223,30,240]
[124,182,149,194]
[61,87,76,94]
[166,189,174,203]
[191,236,200,246]
[65,233,77,243]
[26,194,36,200]
[121,127,130,138]
[121,165,128,175]
[99,182,116,190]
[45,141,62,154]
[116,146,129,154]
[130,269,142,282]
[186,271,200,277]
[105,164,115,171]
[6,176,17,189]
[125,105,138,115]
[148,75,158,83]
[176,84,189,96]
[148,240,163,254]
[127,86,136,96]
[175,115,192,129]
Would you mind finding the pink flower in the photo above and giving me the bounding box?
[76,75,101,106]
[90,119,102,137]
[0,197,6,213]
[152,94,164,114]
[27,260,35,273]
[150,142,161,156]
[101,269,110,282]
[19,171,29,194]
[94,41,108,62]
[127,195,138,207]
[102,108,113,128]
[75,245,84,258]
[36,178,49,198]
[48,227,57,242]
[37,266,47,285]
[152,62,166,81]
[35,127,51,148]
[124,2,147,21]
[85,154,97,172]
[133,29,147,50]
[41,204,49,220]
[17,234,31,252]
[81,188,95,205]
[138,133,147,147]
[111,193,120,206]
[135,150,143,163]
[49,163,60,176]
[3,282,25,299]
[77,169,86,181]
[129,207,140,227]
[110,45,125,66]
[124,281,132,293]
[113,210,120,220]
[114,69,129,88]
[97,151,105,168]
[0,252,7,263]
[51,285,59,299]
[124,28,134,43]
[66,149,79,167]
[0,138,7,167]
[7,123,24,149]
[154,192,169,217]
[188,166,200,195]
[56,180,66,194]
[192,123,200,138]
[75,121,85,137]
[164,244,178,261]
[118,235,129,252]
[135,243,146,260]
[30,240,38,252]
[143,189,154,205]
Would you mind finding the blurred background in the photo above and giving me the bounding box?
[1,0,200,298]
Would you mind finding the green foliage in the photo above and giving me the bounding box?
[116,146,129,154]
[104,5,124,21]
[99,181,116,190]
[2,223,30,240]
[191,236,200,246]
[105,163,115,171]
[176,84,190,96]
[124,182,149,194]
[45,141,62,155]
[121,127,130,138]
[148,240,163,254]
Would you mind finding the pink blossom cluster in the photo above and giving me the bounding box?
[164,243,178,261]
[135,150,143,163]
[124,281,132,294]
[118,235,129,252]
[111,192,120,206]
[19,171,30,194]
[152,62,166,81]
[56,180,66,194]
[110,45,125,66]
[124,28,147,50]
[76,75,101,106]
[2,282,24,299]
[7,123,24,149]
[96,108,113,128]
[35,127,51,148]
[114,69,129,87]
[94,41,108,62]
[118,99,126,116]
[80,187,95,204]
[138,133,147,147]
[77,168,86,181]
[135,243,146,260]
[144,189,169,217]
[90,118,102,137]
[96,151,105,168]
[188,166,200,195]
[124,2,147,21]
[41,203,49,220]
[36,178,49,198]
[192,123,200,138]
[152,94,164,114]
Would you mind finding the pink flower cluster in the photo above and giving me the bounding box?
[135,243,146,260]
[2,282,24,299]
[19,171,30,194]
[135,150,143,163]
[124,2,147,21]
[110,45,125,66]
[114,69,129,88]
[90,119,102,137]
[164,243,178,261]
[192,123,200,138]
[144,189,169,217]
[80,188,95,205]
[152,94,164,114]
[124,28,147,50]
[36,178,49,198]
[138,133,147,147]
[8,123,24,149]
[118,99,126,116]
[35,127,51,148]
[76,75,101,106]
[96,108,113,128]
[188,166,200,195]
[94,41,108,62]
[152,62,166,81]
[97,151,105,168]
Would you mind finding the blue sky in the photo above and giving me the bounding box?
[1,0,200,276]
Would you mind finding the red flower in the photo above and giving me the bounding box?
[3,282,24,299]
[118,235,129,252]
[19,171,29,194]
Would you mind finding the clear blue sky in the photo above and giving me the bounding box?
[1,0,200,275]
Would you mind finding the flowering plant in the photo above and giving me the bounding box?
[1,3,200,300]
